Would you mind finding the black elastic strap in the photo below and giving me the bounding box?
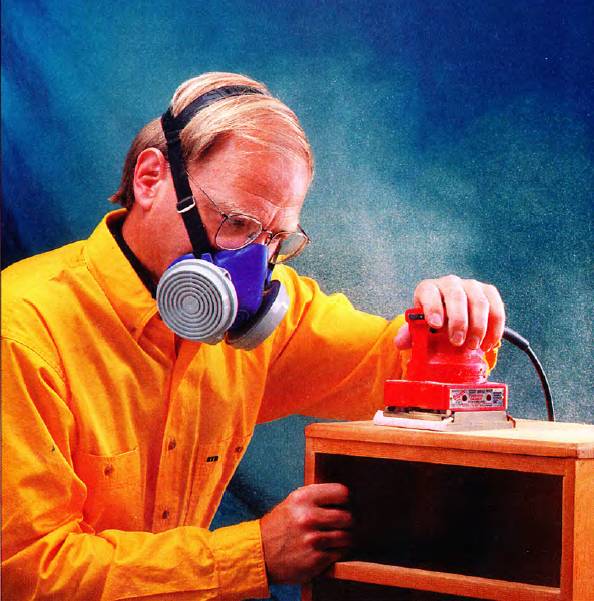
[161,106,210,255]
[165,85,263,132]
[160,85,264,257]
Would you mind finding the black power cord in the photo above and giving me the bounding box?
[502,327,555,422]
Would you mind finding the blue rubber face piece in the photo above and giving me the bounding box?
[210,244,269,329]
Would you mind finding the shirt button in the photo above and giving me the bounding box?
[168,438,177,451]
[162,509,170,519]
[104,464,114,476]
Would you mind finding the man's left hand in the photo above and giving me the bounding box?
[394,275,505,352]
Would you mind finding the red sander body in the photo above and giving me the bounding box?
[374,309,515,431]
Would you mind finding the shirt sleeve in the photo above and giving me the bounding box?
[1,336,269,601]
[260,268,499,423]
[259,267,408,422]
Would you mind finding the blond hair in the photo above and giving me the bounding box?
[110,72,313,208]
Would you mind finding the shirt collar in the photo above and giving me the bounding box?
[84,209,160,340]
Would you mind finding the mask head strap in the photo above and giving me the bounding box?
[160,85,264,257]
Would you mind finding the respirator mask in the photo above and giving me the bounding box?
[156,85,293,350]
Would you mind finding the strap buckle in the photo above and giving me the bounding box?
[176,196,196,214]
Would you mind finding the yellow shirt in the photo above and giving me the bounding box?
[2,210,406,600]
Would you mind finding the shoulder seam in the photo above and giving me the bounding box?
[1,334,66,382]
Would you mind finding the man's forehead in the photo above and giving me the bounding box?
[220,165,307,207]
[190,135,310,210]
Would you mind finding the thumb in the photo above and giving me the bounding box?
[394,323,411,350]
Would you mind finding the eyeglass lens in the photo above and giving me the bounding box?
[216,215,308,263]
[270,231,308,264]
[216,214,262,249]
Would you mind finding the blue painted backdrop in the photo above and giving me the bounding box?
[3,2,593,599]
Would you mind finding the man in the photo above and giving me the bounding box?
[2,72,504,600]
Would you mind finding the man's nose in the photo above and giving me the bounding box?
[252,232,279,259]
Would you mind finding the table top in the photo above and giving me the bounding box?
[305,419,594,458]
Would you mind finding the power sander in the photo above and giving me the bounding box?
[373,308,554,432]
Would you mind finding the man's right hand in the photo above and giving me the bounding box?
[260,483,353,584]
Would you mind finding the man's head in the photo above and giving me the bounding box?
[112,73,313,278]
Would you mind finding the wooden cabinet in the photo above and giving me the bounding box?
[302,419,594,601]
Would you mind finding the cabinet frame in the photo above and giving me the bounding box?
[302,419,594,601]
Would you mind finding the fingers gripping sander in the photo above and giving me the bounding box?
[374,309,515,431]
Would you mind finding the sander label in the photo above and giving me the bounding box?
[449,388,505,409]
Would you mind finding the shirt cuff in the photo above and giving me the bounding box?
[210,519,269,601]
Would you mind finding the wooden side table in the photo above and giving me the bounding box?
[302,419,594,601]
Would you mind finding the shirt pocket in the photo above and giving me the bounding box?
[184,435,251,528]
[74,447,144,532]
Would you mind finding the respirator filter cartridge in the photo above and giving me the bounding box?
[156,258,238,344]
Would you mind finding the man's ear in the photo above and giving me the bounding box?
[133,148,169,211]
